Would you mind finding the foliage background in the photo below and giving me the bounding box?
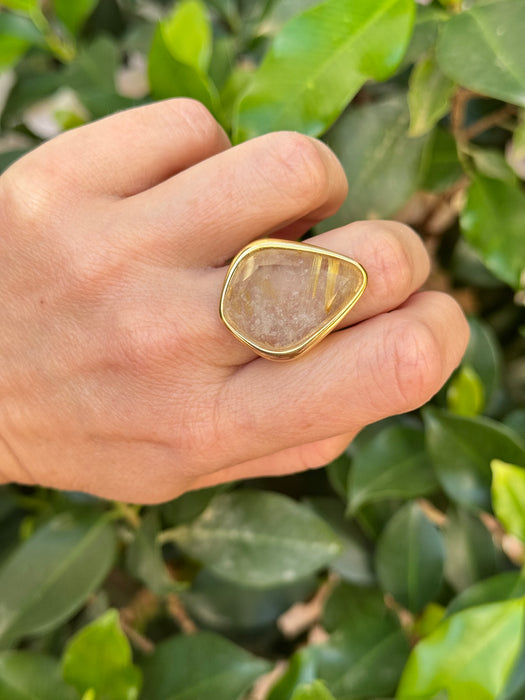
[0,0,525,698]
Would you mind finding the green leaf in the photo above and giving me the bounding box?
[446,365,485,417]
[400,4,448,69]
[0,12,44,69]
[447,571,525,617]
[0,0,38,11]
[322,582,388,634]
[160,490,341,588]
[375,502,445,613]
[148,25,217,115]
[140,631,271,700]
[62,609,142,700]
[0,512,116,647]
[461,317,503,410]
[181,568,316,633]
[461,175,525,290]
[234,0,415,141]
[291,681,335,700]
[305,497,374,585]
[161,0,212,73]
[408,52,455,137]
[321,93,429,227]
[53,0,99,35]
[421,127,463,193]
[348,425,438,513]
[126,510,182,596]
[423,408,525,510]
[491,460,525,542]
[436,0,525,107]
[397,598,525,700]
[443,509,503,593]
[0,651,79,700]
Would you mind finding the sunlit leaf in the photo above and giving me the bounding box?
[408,52,455,137]
[235,0,415,140]
[491,460,525,542]
[52,0,99,35]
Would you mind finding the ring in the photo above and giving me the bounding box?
[220,238,367,361]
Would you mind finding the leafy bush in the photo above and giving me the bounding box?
[0,0,525,698]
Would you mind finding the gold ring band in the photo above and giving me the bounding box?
[220,238,367,361]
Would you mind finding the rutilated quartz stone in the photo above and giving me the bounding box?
[220,240,367,360]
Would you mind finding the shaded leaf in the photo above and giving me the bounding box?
[375,502,445,613]
[348,425,438,513]
[160,490,341,588]
[491,460,525,541]
[235,0,415,140]
[305,497,374,585]
[408,52,455,137]
[0,651,78,700]
[323,582,388,634]
[62,609,142,700]
[321,93,429,227]
[424,408,525,510]
[444,508,503,593]
[461,317,503,410]
[140,631,271,700]
[126,510,181,596]
[421,127,463,193]
[0,512,116,647]
[436,0,525,107]
[397,598,525,699]
[267,648,317,700]
[461,171,525,292]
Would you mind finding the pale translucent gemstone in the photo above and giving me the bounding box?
[222,247,365,353]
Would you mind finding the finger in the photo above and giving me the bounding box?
[187,432,355,490]
[7,99,230,198]
[205,220,431,366]
[123,131,348,266]
[215,291,469,465]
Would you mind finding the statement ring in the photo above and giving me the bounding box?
[220,239,367,361]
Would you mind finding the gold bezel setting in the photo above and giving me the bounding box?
[219,238,368,361]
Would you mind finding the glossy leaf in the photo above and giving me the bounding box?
[408,52,455,137]
[140,631,271,700]
[62,609,142,700]
[235,0,415,140]
[491,460,525,541]
[291,681,335,700]
[446,365,485,417]
[348,425,438,513]
[424,408,525,510]
[321,93,429,227]
[436,1,525,107]
[421,127,463,192]
[0,12,43,69]
[461,317,502,410]
[443,509,503,593]
[0,651,78,700]
[375,502,445,613]
[267,648,317,700]
[461,174,525,291]
[160,0,212,74]
[160,490,341,588]
[52,0,99,35]
[0,512,116,647]
[397,598,525,699]
[447,571,525,617]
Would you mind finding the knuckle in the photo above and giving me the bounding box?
[173,98,224,148]
[384,318,443,410]
[264,131,331,207]
[370,226,414,300]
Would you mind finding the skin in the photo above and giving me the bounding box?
[0,98,469,504]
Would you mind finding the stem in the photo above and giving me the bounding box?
[112,501,142,529]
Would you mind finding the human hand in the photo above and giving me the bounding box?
[0,99,469,503]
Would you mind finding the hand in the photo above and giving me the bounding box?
[0,99,469,503]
